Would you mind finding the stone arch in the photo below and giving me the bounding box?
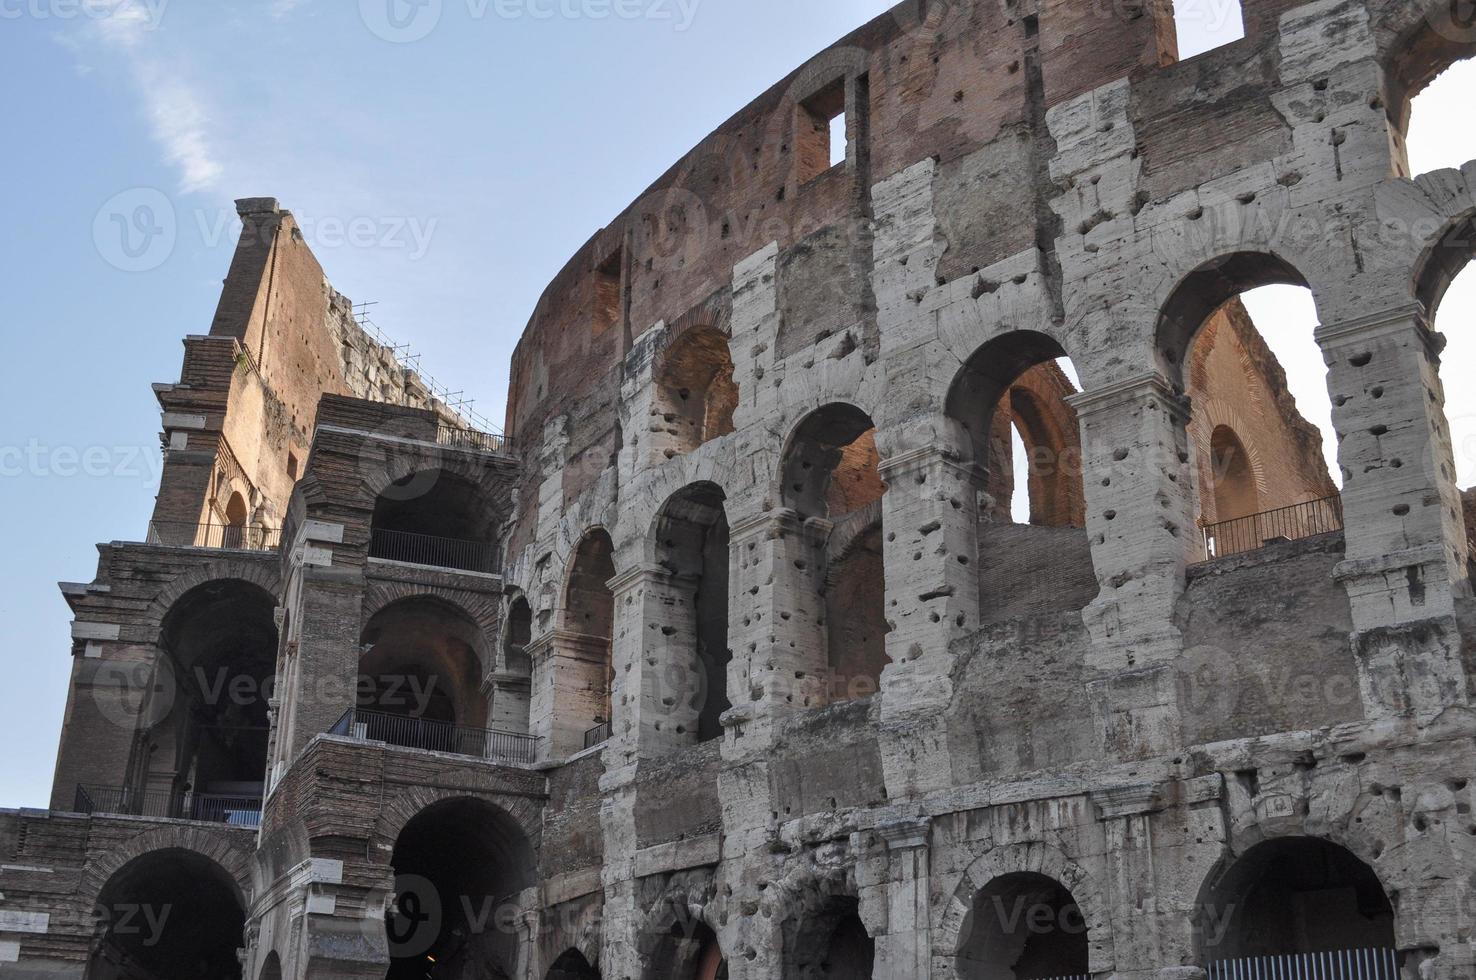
[780,402,883,519]
[635,871,725,980]
[772,862,873,980]
[361,579,501,641]
[371,784,542,854]
[1412,187,1476,321]
[86,844,250,980]
[81,826,253,909]
[1154,250,1311,391]
[1208,423,1262,523]
[142,560,281,642]
[654,324,738,451]
[257,950,283,980]
[934,841,1113,977]
[1378,1,1476,145]
[1192,834,1398,967]
[548,948,602,979]
[650,482,731,743]
[381,794,539,979]
[368,464,502,573]
[357,595,492,729]
[560,527,617,729]
[945,329,1083,528]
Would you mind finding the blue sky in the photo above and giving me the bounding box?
[0,2,1471,808]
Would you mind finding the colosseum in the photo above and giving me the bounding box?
[4,0,1476,977]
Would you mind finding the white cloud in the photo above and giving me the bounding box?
[86,0,223,194]
[270,0,306,18]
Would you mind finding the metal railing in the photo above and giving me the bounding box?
[1208,948,1399,980]
[330,708,536,765]
[74,784,263,827]
[1202,494,1344,560]
[583,721,612,750]
[147,520,282,553]
[368,528,500,574]
[437,422,512,457]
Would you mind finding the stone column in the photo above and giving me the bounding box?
[606,565,701,762]
[1067,373,1193,670]
[1319,305,1470,622]
[721,509,830,746]
[870,817,932,980]
[1317,305,1472,722]
[527,629,611,761]
[874,444,984,797]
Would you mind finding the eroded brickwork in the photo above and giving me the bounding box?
[6,1,1476,979]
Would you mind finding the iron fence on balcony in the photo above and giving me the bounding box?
[583,721,612,750]
[1201,494,1344,560]
[437,422,512,457]
[330,708,536,765]
[368,528,500,574]
[147,521,282,553]
[1207,948,1399,980]
[74,784,262,827]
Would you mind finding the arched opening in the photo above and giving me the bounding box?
[782,403,887,703]
[783,895,873,979]
[492,594,533,736]
[547,949,601,979]
[222,492,249,548]
[1406,58,1476,550]
[565,529,616,746]
[1196,837,1397,974]
[257,952,282,980]
[654,325,738,453]
[123,580,276,822]
[1385,24,1475,180]
[387,797,536,979]
[645,920,727,980]
[1158,254,1340,560]
[1209,425,1260,521]
[356,597,490,754]
[946,333,1095,620]
[653,483,730,742]
[86,848,245,980]
[955,872,1088,979]
[370,469,498,573]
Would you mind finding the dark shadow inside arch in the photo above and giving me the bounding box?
[783,894,873,979]
[566,528,617,739]
[782,404,889,703]
[782,403,882,520]
[492,593,534,736]
[547,948,602,979]
[257,951,282,980]
[654,482,731,742]
[87,848,245,980]
[656,324,738,452]
[1195,837,1396,966]
[371,469,499,573]
[388,797,537,980]
[136,580,277,814]
[956,872,1088,980]
[355,597,497,758]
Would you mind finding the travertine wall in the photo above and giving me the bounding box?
[10,1,1476,979]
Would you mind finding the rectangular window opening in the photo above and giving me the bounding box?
[1172,0,1245,59]
[594,249,622,337]
[828,110,847,169]
[797,79,848,183]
